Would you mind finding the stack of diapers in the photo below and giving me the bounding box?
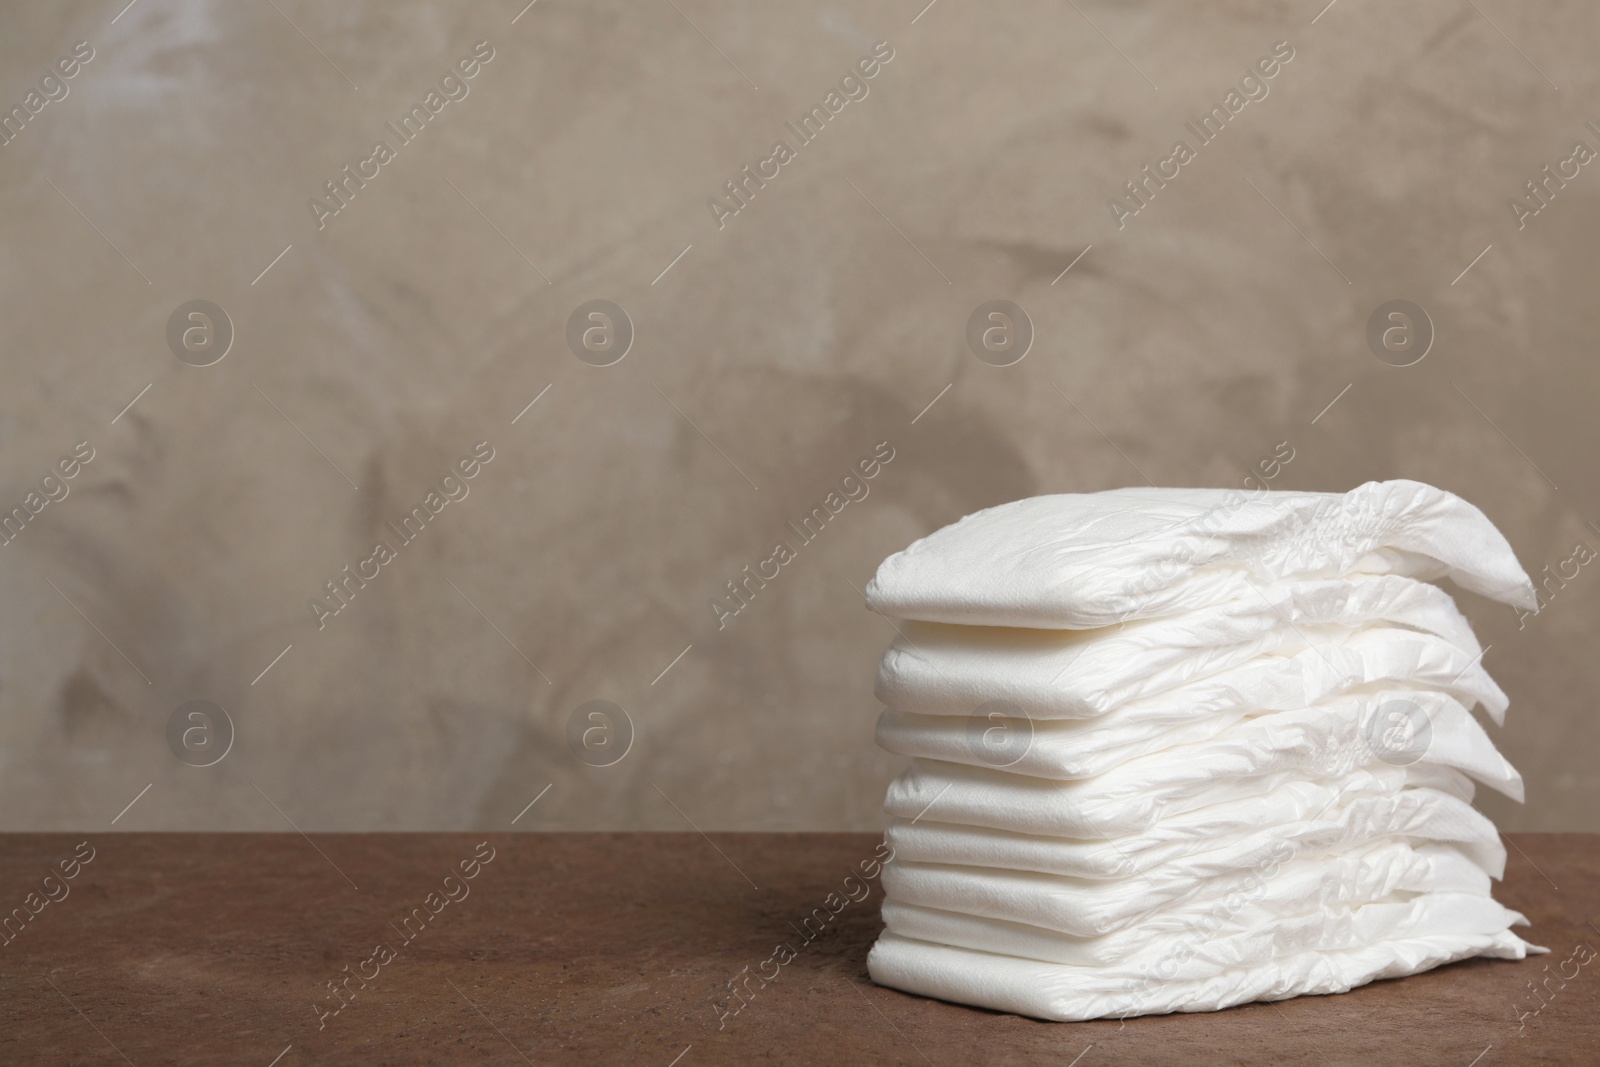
[861,480,1544,1021]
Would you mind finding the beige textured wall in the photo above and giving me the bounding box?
[1,0,1594,832]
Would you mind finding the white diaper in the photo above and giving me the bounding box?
[882,756,1473,839]
[880,840,1487,938]
[875,575,1485,722]
[867,926,1537,1022]
[865,480,1536,629]
[881,619,1504,726]
[885,784,1507,880]
[877,688,1521,799]
[860,480,1536,1020]
[880,890,1527,969]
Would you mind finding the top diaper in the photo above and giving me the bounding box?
[865,480,1536,628]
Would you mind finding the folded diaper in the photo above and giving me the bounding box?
[866,926,1535,1022]
[865,480,1537,629]
[880,620,1506,724]
[886,783,1508,880]
[881,756,1473,839]
[874,574,1485,721]
[861,481,1539,1021]
[880,891,1529,969]
[880,840,1488,938]
[877,688,1522,798]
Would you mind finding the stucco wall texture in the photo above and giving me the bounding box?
[1,1,1594,831]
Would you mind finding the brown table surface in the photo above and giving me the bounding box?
[1,832,1595,1065]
